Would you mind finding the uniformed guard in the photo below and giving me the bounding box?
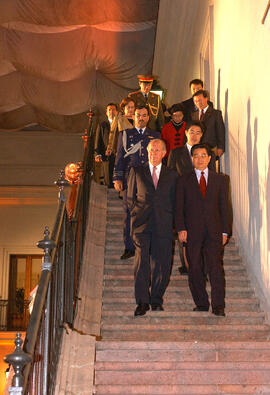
[128,75,164,132]
[113,105,160,260]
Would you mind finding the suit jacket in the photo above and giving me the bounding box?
[175,170,229,242]
[128,90,164,131]
[191,106,225,151]
[181,97,213,121]
[94,121,111,160]
[127,164,178,239]
[167,144,216,176]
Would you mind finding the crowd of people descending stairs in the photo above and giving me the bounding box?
[92,75,270,395]
[94,75,230,317]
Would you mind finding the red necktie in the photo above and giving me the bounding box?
[200,171,206,197]
[152,166,158,189]
[199,110,203,120]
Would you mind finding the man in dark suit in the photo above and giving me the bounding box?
[128,75,164,132]
[181,79,213,122]
[175,143,229,316]
[94,103,117,187]
[191,90,225,158]
[168,121,216,275]
[127,139,178,316]
[113,106,160,260]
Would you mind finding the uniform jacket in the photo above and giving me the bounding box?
[113,127,160,189]
[127,164,178,238]
[128,90,164,131]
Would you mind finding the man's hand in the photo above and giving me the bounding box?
[95,155,102,163]
[178,230,187,243]
[222,234,228,246]
[217,148,224,157]
[114,180,123,191]
[105,148,112,156]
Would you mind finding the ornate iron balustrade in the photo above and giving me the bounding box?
[4,110,96,394]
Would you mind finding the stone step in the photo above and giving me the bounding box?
[95,384,270,394]
[102,299,261,312]
[103,278,250,287]
[101,328,270,341]
[101,313,264,326]
[103,288,254,298]
[104,268,247,281]
[95,342,270,393]
[95,367,270,385]
[104,252,242,261]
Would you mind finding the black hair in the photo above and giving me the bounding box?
[189,79,204,88]
[192,89,208,98]
[191,143,212,157]
[135,105,149,115]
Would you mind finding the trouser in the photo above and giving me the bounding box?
[133,232,173,305]
[122,189,135,251]
[186,233,225,309]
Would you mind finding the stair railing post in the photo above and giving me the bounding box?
[4,333,32,395]
[37,226,55,394]
[55,169,70,202]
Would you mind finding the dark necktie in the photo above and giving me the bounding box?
[152,166,158,189]
[139,129,143,134]
[200,171,206,197]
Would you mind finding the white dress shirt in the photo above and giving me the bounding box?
[135,127,146,134]
[149,162,162,179]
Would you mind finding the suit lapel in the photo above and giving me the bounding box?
[190,170,204,200]
[157,165,167,189]
[143,163,154,187]
[202,106,213,122]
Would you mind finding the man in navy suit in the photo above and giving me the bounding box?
[175,143,229,316]
[127,139,178,316]
[113,106,160,259]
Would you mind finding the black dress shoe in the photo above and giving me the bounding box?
[120,249,135,260]
[134,303,150,316]
[212,306,225,316]
[193,306,209,312]
[151,304,164,311]
[178,266,188,275]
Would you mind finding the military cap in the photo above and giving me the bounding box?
[137,74,154,83]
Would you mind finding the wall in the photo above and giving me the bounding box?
[0,130,84,185]
[154,0,270,312]
[213,0,270,313]
[153,0,209,105]
[0,186,59,299]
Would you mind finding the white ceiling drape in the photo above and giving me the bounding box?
[0,0,159,132]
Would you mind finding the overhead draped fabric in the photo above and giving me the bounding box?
[0,0,159,132]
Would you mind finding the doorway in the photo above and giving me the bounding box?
[7,254,42,330]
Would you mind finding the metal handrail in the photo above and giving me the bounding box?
[4,111,96,395]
